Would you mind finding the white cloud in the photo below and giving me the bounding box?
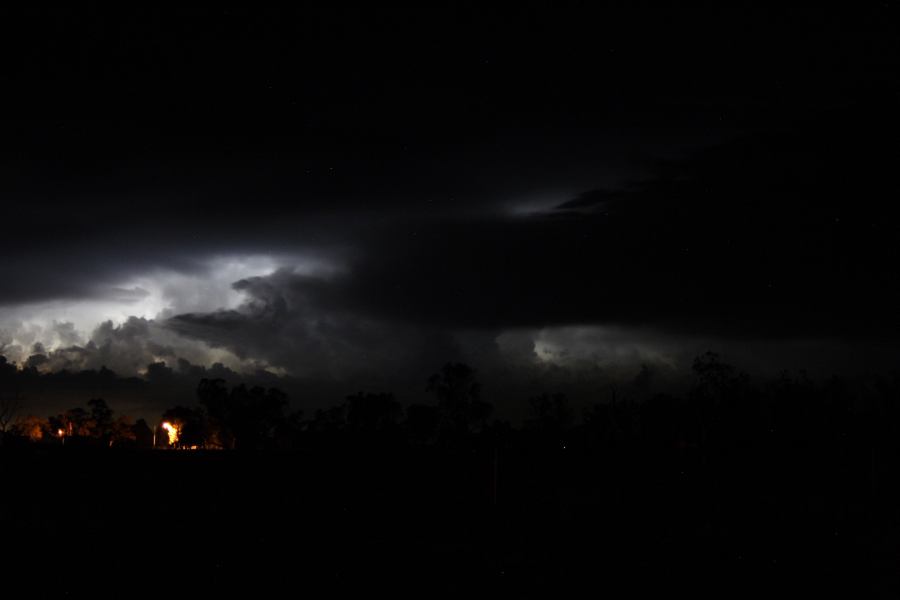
[0,252,336,373]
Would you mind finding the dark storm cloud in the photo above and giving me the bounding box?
[0,3,897,405]
[0,244,201,306]
[165,98,900,350]
[167,269,467,380]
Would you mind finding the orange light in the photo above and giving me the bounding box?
[57,428,64,437]
[161,421,179,446]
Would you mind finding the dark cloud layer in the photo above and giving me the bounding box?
[165,100,900,345]
[167,270,467,381]
[1,5,896,305]
[1,5,899,420]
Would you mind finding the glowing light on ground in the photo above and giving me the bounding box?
[161,421,179,446]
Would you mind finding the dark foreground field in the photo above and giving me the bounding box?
[3,433,899,598]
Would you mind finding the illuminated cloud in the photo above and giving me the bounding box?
[0,253,334,375]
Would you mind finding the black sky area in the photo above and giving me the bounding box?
[1,5,899,418]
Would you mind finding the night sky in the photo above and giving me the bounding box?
[2,5,899,420]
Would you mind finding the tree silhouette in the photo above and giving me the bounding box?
[230,384,289,450]
[196,378,288,449]
[87,398,114,440]
[526,393,572,433]
[197,378,233,448]
[273,409,304,450]
[692,351,739,396]
[58,407,91,438]
[131,418,153,449]
[346,392,401,433]
[405,404,439,443]
[427,362,490,434]
[0,357,23,437]
[690,351,759,450]
[309,404,347,433]
[0,390,22,435]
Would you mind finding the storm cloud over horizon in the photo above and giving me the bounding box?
[1,6,899,418]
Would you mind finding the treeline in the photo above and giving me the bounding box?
[143,362,490,450]
[3,354,900,457]
[5,397,149,448]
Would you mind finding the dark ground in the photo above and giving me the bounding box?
[2,430,898,597]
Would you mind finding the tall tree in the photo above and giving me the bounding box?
[427,363,490,434]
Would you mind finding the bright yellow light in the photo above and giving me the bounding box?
[161,421,179,446]
[57,428,64,437]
